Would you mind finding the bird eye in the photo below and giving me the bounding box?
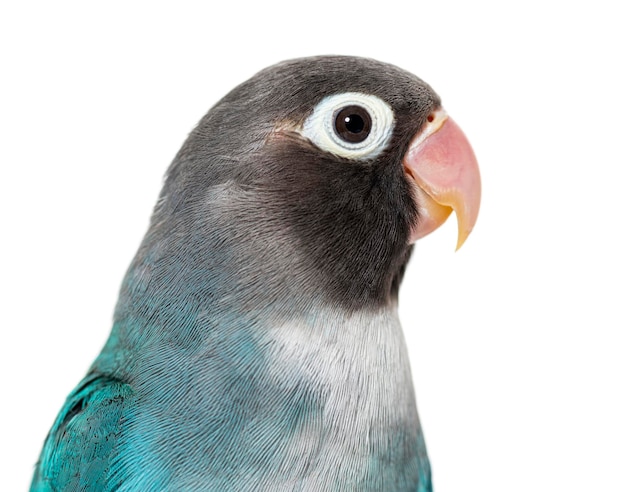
[334,105,372,143]
[300,92,395,160]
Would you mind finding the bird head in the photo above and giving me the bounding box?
[131,56,481,314]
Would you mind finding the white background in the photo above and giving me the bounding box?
[2,1,624,491]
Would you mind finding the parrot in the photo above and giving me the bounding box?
[31,55,481,491]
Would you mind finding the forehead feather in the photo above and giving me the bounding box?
[221,56,440,122]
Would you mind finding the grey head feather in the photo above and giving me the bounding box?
[114,56,441,333]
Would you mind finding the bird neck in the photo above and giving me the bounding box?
[94,302,429,489]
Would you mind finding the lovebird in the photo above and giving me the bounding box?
[31,56,481,491]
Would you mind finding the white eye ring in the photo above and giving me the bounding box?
[300,92,395,160]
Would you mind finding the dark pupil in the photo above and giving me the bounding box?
[344,114,364,133]
[334,105,372,143]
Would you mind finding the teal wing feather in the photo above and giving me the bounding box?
[416,425,433,492]
[30,374,133,492]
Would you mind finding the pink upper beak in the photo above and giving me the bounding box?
[403,108,481,250]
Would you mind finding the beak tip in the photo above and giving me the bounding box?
[455,230,470,252]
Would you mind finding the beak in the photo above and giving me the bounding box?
[403,108,481,250]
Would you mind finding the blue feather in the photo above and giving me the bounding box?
[32,376,133,491]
